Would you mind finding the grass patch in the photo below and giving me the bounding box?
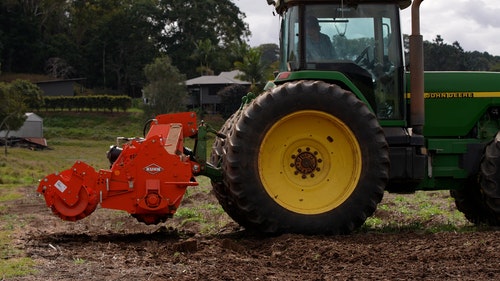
[171,184,230,235]
[0,229,35,278]
[0,230,18,257]
[176,208,204,223]
[0,186,23,202]
[73,257,87,265]
[40,111,146,141]
[361,191,473,233]
[0,258,35,278]
[0,141,112,186]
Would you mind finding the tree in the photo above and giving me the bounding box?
[9,79,45,111]
[0,0,71,73]
[0,80,44,154]
[423,35,465,71]
[0,1,44,72]
[193,39,216,75]
[1,0,163,95]
[45,57,75,79]
[491,61,500,72]
[217,84,250,119]
[403,34,500,72]
[1,0,252,95]
[0,80,44,132]
[0,83,25,133]
[159,0,250,77]
[259,44,279,66]
[258,43,280,80]
[234,47,267,92]
[71,0,163,96]
[464,51,491,71]
[142,56,187,116]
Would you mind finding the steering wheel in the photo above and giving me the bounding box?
[354,46,371,65]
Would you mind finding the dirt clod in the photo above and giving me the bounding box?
[172,238,198,253]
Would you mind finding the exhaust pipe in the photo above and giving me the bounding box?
[409,0,424,135]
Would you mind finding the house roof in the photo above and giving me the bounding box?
[186,70,251,86]
[35,78,86,84]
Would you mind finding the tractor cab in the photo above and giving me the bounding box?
[276,1,409,120]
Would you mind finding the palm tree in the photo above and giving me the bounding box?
[234,47,266,91]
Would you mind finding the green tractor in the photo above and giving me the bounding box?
[209,0,500,234]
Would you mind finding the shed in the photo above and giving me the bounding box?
[36,78,86,96]
[0,113,44,138]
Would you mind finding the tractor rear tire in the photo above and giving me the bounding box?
[217,80,389,234]
[452,132,500,225]
[477,133,500,224]
[210,108,249,227]
[450,179,492,225]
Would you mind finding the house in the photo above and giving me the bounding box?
[185,70,250,113]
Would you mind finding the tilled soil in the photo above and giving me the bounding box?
[3,187,499,281]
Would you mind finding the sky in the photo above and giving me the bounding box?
[234,0,500,56]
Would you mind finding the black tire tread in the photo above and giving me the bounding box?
[451,134,500,225]
[220,80,389,234]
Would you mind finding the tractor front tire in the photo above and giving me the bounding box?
[217,80,389,234]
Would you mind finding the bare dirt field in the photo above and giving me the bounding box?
[3,186,499,281]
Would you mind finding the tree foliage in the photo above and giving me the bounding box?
[5,0,500,101]
[65,0,164,96]
[142,56,187,116]
[0,0,250,95]
[0,80,44,132]
[235,48,263,82]
[217,84,250,119]
[259,44,280,67]
[404,34,500,71]
[193,39,216,76]
[234,44,280,92]
[160,0,250,78]
[258,43,280,80]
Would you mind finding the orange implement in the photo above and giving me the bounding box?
[37,112,199,224]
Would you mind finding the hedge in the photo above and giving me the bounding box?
[43,95,132,112]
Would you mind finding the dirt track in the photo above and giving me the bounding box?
[4,187,500,281]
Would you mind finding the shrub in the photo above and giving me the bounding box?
[43,95,132,112]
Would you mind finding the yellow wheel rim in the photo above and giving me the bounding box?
[258,110,362,214]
